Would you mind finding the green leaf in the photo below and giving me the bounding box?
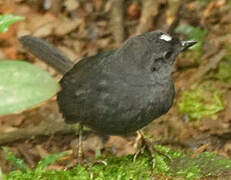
[36,152,68,170]
[0,15,24,33]
[2,147,29,172]
[0,60,60,115]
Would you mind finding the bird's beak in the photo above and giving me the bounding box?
[180,40,197,51]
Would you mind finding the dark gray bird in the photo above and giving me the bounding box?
[20,31,196,162]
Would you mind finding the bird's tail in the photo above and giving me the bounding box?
[19,35,74,74]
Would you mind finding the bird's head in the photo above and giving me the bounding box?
[118,30,196,79]
[144,30,196,69]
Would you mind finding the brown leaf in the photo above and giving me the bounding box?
[127,2,141,19]
[35,145,49,159]
[64,0,80,12]
[93,0,103,11]
[54,17,82,36]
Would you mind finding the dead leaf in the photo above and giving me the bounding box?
[54,17,82,36]
[35,144,49,158]
[105,136,136,156]
[64,0,80,12]
[128,2,141,19]
[92,0,103,11]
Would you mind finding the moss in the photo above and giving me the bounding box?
[170,152,231,179]
[5,154,153,180]
[4,145,231,180]
[216,56,231,82]
[178,82,224,120]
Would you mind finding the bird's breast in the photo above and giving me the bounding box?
[84,77,175,134]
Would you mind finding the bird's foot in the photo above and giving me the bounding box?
[133,130,172,171]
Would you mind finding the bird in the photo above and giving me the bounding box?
[20,30,196,165]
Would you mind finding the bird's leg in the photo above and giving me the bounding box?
[133,130,171,170]
[66,124,84,169]
[77,123,83,162]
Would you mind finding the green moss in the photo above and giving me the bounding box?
[89,154,152,180]
[178,83,224,120]
[170,152,231,179]
[154,145,185,174]
[156,146,231,179]
[4,146,231,180]
[4,145,231,180]
[5,154,153,180]
[216,57,231,82]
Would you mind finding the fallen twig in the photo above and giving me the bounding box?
[0,119,77,145]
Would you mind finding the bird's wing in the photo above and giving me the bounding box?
[57,50,115,123]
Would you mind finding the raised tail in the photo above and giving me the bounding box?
[19,35,74,74]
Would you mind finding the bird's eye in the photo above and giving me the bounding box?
[164,51,173,59]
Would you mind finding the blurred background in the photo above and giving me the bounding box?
[1,0,231,175]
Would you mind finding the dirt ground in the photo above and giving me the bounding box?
[1,0,231,175]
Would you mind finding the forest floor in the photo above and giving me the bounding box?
[1,0,231,179]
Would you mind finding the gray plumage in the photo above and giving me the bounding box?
[20,35,74,74]
[20,31,196,135]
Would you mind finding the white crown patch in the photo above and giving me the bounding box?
[159,34,172,42]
